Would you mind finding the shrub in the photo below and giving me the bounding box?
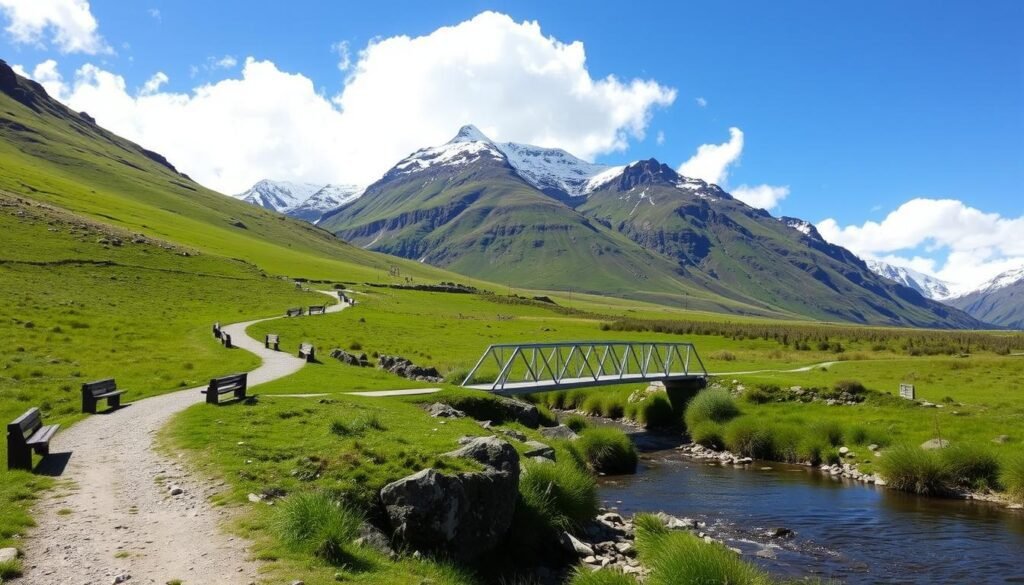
[690,421,725,450]
[564,414,590,433]
[567,568,638,585]
[274,492,363,564]
[577,427,638,474]
[684,389,739,430]
[518,459,599,531]
[1002,454,1024,503]
[940,444,1001,490]
[723,418,774,459]
[640,531,772,585]
[638,394,678,428]
[877,445,953,495]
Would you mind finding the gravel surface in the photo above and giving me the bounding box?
[18,295,346,585]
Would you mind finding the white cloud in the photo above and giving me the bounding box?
[211,55,237,69]
[678,127,743,185]
[13,59,66,97]
[147,8,160,21]
[0,0,109,54]
[731,184,790,209]
[332,40,351,71]
[655,130,665,145]
[20,11,676,193]
[139,71,168,95]
[817,198,1024,288]
[695,96,707,107]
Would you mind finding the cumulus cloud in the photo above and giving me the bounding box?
[655,130,665,146]
[0,0,109,54]
[211,55,237,69]
[817,198,1024,287]
[731,184,790,210]
[695,96,707,107]
[678,127,743,185]
[17,11,676,193]
[139,71,168,95]
[331,40,351,71]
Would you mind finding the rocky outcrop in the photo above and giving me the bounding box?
[377,354,443,382]
[379,437,519,560]
[330,348,370,367]
[539,424,579,441]
[425,402,465,418]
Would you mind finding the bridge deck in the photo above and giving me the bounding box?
[464,373,706,395]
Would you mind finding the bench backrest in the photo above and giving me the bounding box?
[82,378,116,397]
[299,343,314,354]
[209,373,247,391]
[8,407,43,441]
[309,305,325,313]
[266,334,279,343]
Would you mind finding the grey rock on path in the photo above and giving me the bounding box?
[18,292,345,585]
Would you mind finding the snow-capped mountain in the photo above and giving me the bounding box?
[866,259,955,300]
[960,265,1024,297]
[946,266,1024,329]
[234,180,363,223]
[289,184,364,223]
[401,125,616,199]
[235,180,323,214]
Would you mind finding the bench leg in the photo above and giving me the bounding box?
[236,388,246,401]
[206,391,218,405]
[109,395,121,410]
[273,342,279,351]
[7,444,32,471]
[83,396,97,414]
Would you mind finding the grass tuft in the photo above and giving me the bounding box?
[274,491,364,564]
[940,443,1001,490]
[564,414,590,433]
[518,458,599,532]
[689,421,725,450]
[877,445,953,495]
[684,388,740,430]
[1003,454,1024,503]
[576,427,638,474]
[639,530,772,585]
[0,558,22,580]
[723,418,774,459]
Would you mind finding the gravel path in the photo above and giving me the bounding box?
[18,294,346,585]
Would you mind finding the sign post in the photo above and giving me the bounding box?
[899,384,915,400]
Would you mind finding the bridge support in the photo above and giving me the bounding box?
[664,377,708,418]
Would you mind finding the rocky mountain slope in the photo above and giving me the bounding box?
[320,127,983,328]
[865,259,954,300]
[946,267,1024,329]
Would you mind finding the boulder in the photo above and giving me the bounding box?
[654,512,696,530]
[354,522,394,556]
[330,348,370,367]
[559,531,594,556]
[0,548,17,563]
[426,403,466,418]
[921,438,949,450]
[539,425,578,441]
[499,429,527,442]
[522,440,556,461]
[494,395,540,428]
[380,437,519,561]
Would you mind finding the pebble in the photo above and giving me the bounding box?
[169,486,183,496]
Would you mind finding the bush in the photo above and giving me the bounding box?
[723,418,774,459]
[877,445,953,495]
[690,421,725,450]
[637,394,678,428]
[1002,454,1024,503]
[518,459,599,531]
[684,389,739,430]
[567,568,638,585]
[640,531,772,585]
[564,414,590,433]
[577,427,638,474]
[274,492,364,564]
[940,444,1001,490]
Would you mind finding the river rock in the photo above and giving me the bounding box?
[379,437,519,561]
[764,527,795,538]
[921,438,949,450]
[559,531,594,556]
[0,548,17,563]
[522,440,556,461]
[426,403,465,418]
[868,443,879,451]
[838,446,850,455]
[654,512,696,530]
[539,424,578,441]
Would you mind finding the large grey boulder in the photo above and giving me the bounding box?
[379,436,519,560]
[522,440,556,461]
[426,402,466,418]
[494,396,540,428]
[540,424,579,441]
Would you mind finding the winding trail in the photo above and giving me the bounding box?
[708,361,838,377]
[18,292,345,585]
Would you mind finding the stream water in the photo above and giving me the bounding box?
[597,437,1024,584]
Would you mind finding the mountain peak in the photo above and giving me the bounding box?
[615,158,679,190]
[449,124,492,144]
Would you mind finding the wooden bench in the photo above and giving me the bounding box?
[7,408,60,471]
[298,343,316,362]
[212,322,221,338]
[221,332,233,348]
[308,305,326,315]
[265,333,280,351]
[286,307,304,317]
[202,373,247,405]
[81,378,126,413]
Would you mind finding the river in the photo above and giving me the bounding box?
[597,436,1024,584]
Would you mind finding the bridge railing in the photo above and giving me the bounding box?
[460,341,708,393]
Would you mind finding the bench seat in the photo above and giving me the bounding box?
[7,407,59,470]
[203,373,248,404]
[82,378,126,413]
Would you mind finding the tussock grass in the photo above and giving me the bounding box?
[564,414,590,433]
[690,421,726,449]
[1002,454,1024,503]
[724,418,774,459]
[567,568,638,585]
[638,530,772,585]
[0,558,22,580]
[635,394,678,428]
[632,512,669,546]
[576,427,638,474]
[878,445,953,495]
[684,388,740,430]
[941,444,1001,490]
[518,459,599,532]
[274,492,364,564]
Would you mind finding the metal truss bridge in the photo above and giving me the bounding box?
[460,341,708,395]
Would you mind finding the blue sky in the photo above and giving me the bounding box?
[1,0,1021,286]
